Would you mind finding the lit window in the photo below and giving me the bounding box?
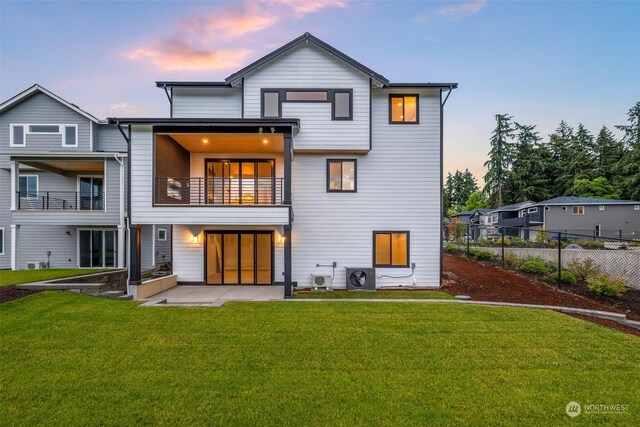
[572,206,585,215]
[327,159,356,192]
[374,231,409,268]
[390,95,418,123]
[158,228,167,241]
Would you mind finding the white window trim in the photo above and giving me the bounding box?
[528,207,538,213]
[62,124,79,147]
[18,174,39,199]
[634,205,639,211]
[0,227,4,255]
[9,124,26,147]
[158,228,167,241]
[572,206,585,215]
[9,123,79,147]
[599,205,605,211]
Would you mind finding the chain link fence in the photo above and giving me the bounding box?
[446,225,640,292]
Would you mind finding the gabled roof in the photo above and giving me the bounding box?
[449,210,474,218]
[488,201,536,214]
[225,32,390,86]
[0,84,99,123]
[534,196,640,206]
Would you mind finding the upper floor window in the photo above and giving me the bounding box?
[572,206,585,215]
[635,205,639,211]
[528,207,538,213]
[9,123,78,147]
[373,231,409,268]
[327,159,356,192]
[599,205,605,211]
[262,89,352,121]
[389,95,418,124]
[19,175,39,198]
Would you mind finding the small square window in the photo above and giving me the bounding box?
[374,231,409,268]
[599,205,605,211]
[158,228,167,241]
[572,206,585,215]
[562,206,567,211]
[327,159,357,192]
[390,95,418,124]
[544,206,550,211]
[634,205,639,211]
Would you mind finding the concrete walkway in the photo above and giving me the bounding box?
[144,285,283,306]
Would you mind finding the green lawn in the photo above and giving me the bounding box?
[294,289,454,299]
[1,292,638,426]
[0,269,109,287]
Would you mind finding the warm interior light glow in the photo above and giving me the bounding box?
[278,234,286,244]
[262,139,269,144]
[202,138,209,143]
[191,233,199,243]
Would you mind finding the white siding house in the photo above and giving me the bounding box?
[112,33,456,296]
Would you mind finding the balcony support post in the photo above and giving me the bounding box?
[283,130,293,298]
[283,131,292,205]
[129,224,141,286]
[10,224,19,270]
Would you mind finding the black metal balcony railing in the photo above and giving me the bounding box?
[155,177,284,206]
[16,191,104,211]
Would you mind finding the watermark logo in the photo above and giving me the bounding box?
[566,401,581,418]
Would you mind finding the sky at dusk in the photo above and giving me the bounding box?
[1,0,639,183]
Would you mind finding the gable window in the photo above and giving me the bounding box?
[19,175,39,198]
[158,228,167,241]
[0,228,3,255]
[29,125,60,133]
[286,91,327,101]
[572,206,585,215]
[10,125,25,147]
[373,231,409,268]
[327,159,357,192]
[332,91,352,120]
[63,125,78,146]
[390,95,418,124]
[262,91,281,118]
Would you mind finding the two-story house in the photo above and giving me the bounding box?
[107,33,456,297]
[0,85,171,272]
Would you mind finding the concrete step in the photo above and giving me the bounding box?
[116,294,133,300]
[98,290,125,299]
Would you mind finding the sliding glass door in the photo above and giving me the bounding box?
[79,177,103,210]
[205,160,274,205]
[79,230,117,268]
[206,231,273,285]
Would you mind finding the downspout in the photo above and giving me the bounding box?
[113,153,126,269]
[162,84,173,118]
[116,122,132,292]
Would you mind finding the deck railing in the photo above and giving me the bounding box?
[155,177,284,206]
[16,191,104,211]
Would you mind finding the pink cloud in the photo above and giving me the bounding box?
[437,0,486,18]
[269,0,347,16]
[126,39,253,71]
[179,1,278,39]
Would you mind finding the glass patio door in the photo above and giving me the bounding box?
[206,231,272,285]
[79,230,117,267]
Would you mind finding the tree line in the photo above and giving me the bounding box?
[445,101,640,213]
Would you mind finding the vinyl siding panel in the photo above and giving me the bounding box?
[154,225,172,267]
[0,93,92,152]
[544,205,640,236]
[172,87,242,118]
[243,44,370,151]
[291,88,441,288]
[96,125,128,152]
[0,169,10,268]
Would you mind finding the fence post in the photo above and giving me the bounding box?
[619,230,622,239]
[501,227,505,268]
[557,232,562,288]
[46,192,49,210]
[466,223,470,258]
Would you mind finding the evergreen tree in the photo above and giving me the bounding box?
[461,191,489,211]
[483,114,514,207]
[593,126,625,183]
[506,123,550,202]
[615,102,640,199]
[572,177,621,199]
[559,124,595,195]
[548,121,574,197]
[445,169,479,211]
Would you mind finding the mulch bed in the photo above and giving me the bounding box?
[443,253,640,335]
[0,287,40,304]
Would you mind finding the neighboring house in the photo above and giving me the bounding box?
[448,209,491,240]
[486,201,536,238]
[529,197,640,239]
[0,85,171,271]
[106,32,457,296]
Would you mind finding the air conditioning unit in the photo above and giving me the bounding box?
[346,268,376,291]
[312,274,333,290]
[25,261,45,270]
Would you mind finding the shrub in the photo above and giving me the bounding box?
[549,270,577,285]
[503,252,521,269]
[586,275,627,297]
[469,248,493,260]
[567,259,601,282]
[445,244,465,255]
[519,259,549,275]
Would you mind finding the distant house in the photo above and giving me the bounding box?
[485,197,640,240]
[448,208,491,240]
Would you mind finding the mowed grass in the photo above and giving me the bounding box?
[1,292,639,426]
[0,269,109,287]
[294,289,454,299]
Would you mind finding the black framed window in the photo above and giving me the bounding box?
[373,231,409,268]
[327,159,357,192]
[261,88,352,121]
[389,95,419,124]
[332,90,352,120]
[262,90,281,118]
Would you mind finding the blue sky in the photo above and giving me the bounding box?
[2,0,639,182]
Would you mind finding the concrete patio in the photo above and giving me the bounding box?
[143,285,284,306]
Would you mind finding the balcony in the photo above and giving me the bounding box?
[16,191,104,211]
[155,177,284,206]
[499,217,527,227]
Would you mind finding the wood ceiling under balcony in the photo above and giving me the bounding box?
[162,133,284,153]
